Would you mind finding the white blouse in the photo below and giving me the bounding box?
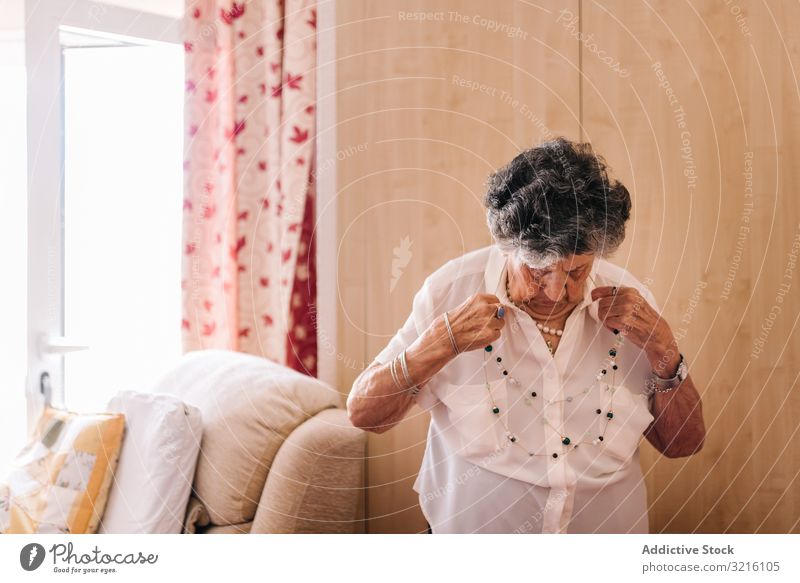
[374,244,659,533]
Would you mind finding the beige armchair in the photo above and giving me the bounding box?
[151,349,365,534]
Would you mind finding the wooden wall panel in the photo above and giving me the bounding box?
[336,0,580,532]
[581,0,800,533]
[335,0,800,533]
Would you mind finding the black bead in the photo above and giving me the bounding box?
[531,391,537,397]
[510,436,517,443]
[596,408,602,414]
[612,364,618,370]
[598,436,604,441]
[613,329,619,335]
[552,453,558,458]
[601,369,607,375]
[496,357,502,362]
[503,370,508,376]
[609,349,617,357]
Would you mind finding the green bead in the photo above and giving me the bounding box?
[492,406,500,414]
[485,345,493,352]
[562,437,571,445]
[607,411,614,419]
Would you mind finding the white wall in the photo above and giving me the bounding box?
[0,34,28,470]
[0,0,184,31]
[0,0,23,30]
[93,0,183,18]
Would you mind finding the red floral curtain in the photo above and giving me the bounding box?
[181,0,317,376]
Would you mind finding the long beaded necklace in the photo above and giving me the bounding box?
[483,273,625,458]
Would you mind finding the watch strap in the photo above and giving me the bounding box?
[645,353,686,396]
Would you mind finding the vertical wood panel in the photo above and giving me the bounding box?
[582,0,800,533]
[335,0,800,534]
[336,0,580,532]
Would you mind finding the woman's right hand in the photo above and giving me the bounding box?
[443,293,507,354]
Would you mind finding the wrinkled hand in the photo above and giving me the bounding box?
[591,285,679,373]
[445,293,507,354]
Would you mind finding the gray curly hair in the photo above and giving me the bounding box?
[483,137,631,269]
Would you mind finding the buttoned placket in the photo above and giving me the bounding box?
[496,260,599,533]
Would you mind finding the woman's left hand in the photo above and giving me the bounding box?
[591,285,680,376]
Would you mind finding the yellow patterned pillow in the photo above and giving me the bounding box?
[0,407,125,534]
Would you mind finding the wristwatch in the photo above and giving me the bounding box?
[644,353,688,397]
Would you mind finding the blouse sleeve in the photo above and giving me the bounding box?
[372,277,441,411]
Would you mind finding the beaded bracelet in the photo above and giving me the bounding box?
[645,373,681,396]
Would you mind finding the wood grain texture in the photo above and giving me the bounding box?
[581,0,800,533]
[336,0,580,533]
[334,0,800,533]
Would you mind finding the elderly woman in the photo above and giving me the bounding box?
[346,137,705,534]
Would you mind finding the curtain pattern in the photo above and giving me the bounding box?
[182,0,317,376]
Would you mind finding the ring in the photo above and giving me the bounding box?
[495,306,505,319]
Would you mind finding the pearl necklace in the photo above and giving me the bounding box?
[481,331,625,458]
[505,278,564,353]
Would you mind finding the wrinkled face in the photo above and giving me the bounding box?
[507,253,595,309]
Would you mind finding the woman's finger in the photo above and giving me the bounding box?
[603,314,640,331]
[495,315,507,329]
[600,304,641,320]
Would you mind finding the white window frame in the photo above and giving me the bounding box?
[24,0,181,426]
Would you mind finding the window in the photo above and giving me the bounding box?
[19,0,184,452]
[62,40,184,413]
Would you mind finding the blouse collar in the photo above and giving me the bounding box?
[484,244,602,324]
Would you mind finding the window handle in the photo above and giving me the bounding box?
[39,334,89,354]
[40,371,52,408]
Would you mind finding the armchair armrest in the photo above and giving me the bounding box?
[250,408,366,533]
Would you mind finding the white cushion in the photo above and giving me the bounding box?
[99,391,202,533]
